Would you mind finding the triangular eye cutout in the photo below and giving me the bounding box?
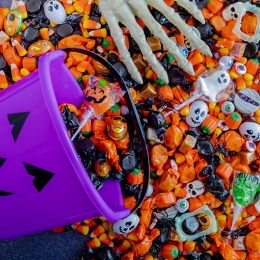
[0,157,6,168]
[8,112,30,142]
[0,190,14,196]
[23,162,54,192]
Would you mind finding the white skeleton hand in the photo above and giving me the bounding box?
[99,0,212,84]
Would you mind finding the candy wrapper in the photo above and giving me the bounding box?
[230,171,260,236]
[71,76,125,141]
[85,76,125,116]
[164,56,235,117]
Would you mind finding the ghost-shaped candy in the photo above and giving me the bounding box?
[197,70,230,102]
[239,122,260,142]
[113,214,139,234]
[44,1,67,24]
[186,100,208,127]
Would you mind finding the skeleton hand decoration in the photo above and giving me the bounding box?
[99,0,212,84]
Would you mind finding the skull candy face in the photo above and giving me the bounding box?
[222,2,243,21]
[239,122,260,142]
[112,214,139,234]
[185,180,205,198]
[186,100,208,127]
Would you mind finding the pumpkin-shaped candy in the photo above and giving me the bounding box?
[127,168,143,185]
[107,116,128,140]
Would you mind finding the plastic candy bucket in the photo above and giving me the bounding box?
[0,50,139,240]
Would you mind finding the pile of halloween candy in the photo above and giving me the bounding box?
[1,0,260,259]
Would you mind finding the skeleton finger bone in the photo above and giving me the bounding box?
[100,0,169,84]
[175,0,205,24]
[99,0,143,84]
[129,0,194,76]
[147,0,212,57]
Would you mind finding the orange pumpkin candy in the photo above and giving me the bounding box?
[201,115,218,134]
[127,168,143,185]
[224,112,242,130]
[107,116,128,140]
[161,244,179,260]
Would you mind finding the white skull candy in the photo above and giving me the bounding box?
[186,100,208,127]
[185,180,205,199]
[239,122,260,142]
[44,1,67,25]
[222,2,243,21]
[112,214,139,234]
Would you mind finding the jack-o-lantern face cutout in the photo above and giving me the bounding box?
[107,116,128,140]
[85,82,114,116]
[4,9,22,37]
[197,213,211,226]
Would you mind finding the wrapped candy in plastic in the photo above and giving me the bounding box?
[164,56,234,117]
[156,168,180,192]
[219,239,240,260]
[150,144,174,176]
[164,125,183,150]
[229,172,260,237]
[131,228,160,258]
[245,229,260,260]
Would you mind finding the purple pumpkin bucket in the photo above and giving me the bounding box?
[0,50,142,240]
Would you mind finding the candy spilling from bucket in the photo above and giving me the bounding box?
[0,49,149,240]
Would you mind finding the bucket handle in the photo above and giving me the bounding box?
[60,48,150,215]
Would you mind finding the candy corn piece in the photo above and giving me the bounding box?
[217,214,227,230]
[86,237,101,249]
[11,63,22,82]
[20,68,30,77]
[76,225,89,235]
[189,52,203,66]
[236,76,246,91]
[83,19,101,29]
[183,240,196,252]
[63,2,75,14]
[73,0,87,13]
[0,8,9,16]
[40,28,49,40]
[12,40,27,56]
[90,224,105,238]
[77,60,94,74]
[18,1,28,19]
[116,239,132,254]
[99,233,114,247]
[219,48,229,56]
[84,0,93,14]
[0,14,5,30]
[206,55,215,68]
[0,70,8,89]
[52,225,71,232]
[89,28,107,38]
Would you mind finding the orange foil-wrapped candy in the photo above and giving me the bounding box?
[132,228,160,258]
[150,144,174,176]
[164,125,183,150]
[215,130,244,151]
[219,240,240,260]
[245,229,260,260]
[156,168,180,192]
[154,192,176,208]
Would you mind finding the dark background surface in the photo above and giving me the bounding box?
[0,1,88,259]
